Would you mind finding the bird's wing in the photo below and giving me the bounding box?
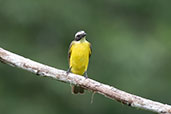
[89,43,92,58]
[68,41,74,66]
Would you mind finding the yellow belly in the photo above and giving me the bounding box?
[70,42,90,75]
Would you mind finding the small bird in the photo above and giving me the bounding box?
[67,30,92,94]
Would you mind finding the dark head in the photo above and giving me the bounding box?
[75,30,87,41]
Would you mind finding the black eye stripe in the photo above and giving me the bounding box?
[77,35,81,37]
[75,37,81,41]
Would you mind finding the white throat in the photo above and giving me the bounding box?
[80,37,86,43]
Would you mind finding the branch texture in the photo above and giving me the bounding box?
[0,47,171,114]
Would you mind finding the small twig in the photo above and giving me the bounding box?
[90,91,96,104]
[0,47,171,114]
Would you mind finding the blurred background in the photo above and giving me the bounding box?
[0,0,171,114]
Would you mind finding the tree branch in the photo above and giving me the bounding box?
[0,47,171,114]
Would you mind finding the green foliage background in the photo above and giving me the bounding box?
[0,0,171,114]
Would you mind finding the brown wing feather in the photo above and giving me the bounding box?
[68,41,74,66]
[89,43,92,58]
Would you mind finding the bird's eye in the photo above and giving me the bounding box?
[77,35,80,37]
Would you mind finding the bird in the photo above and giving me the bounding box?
[67,30,92,94]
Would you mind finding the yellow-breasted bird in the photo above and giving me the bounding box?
[67,30,92,94]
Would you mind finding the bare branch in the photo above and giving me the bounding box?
[0,47,171,114]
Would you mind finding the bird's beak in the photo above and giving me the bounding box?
[82,33,86,37]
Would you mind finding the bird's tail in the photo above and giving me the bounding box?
[72,85,84,94]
